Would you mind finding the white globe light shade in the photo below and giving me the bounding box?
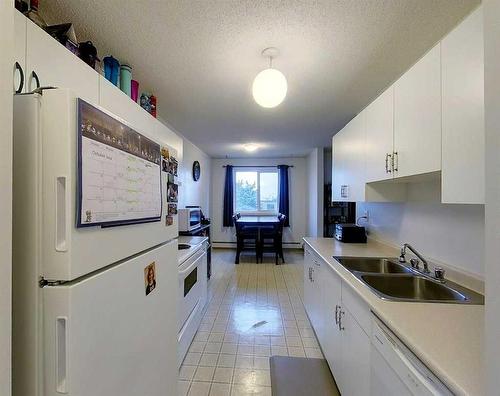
[252,68,288,108]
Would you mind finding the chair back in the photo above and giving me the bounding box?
[232,212,241,225]
[277,214,286,235]
[233,213,251,235]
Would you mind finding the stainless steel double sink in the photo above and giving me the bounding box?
[334,257,484,304]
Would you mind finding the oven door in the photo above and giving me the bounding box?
[178,249,205,331]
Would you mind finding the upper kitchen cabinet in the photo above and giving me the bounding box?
[365,87,394,183]
[14,11,26,94]
[394,44,441,178]
[99,76,183,156]
[332,112,365,202]
[25,18,99,103]
[441,6,484,204]
[99,75,156,137]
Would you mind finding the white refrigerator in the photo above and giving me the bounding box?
[12,89,179,396]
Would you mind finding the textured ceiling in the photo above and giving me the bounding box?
[41,0,479,158]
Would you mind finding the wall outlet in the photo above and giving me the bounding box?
[363,210,369,222]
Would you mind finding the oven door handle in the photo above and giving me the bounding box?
[179,251,205,276]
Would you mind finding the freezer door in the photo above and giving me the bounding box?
[42,241,178,396]
[35,89,178,281]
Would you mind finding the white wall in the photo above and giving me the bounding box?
[484,0,500,393]
[306,148,324,237]
[178,138,211,216]
[358,191,484,276]
[210,157,307,245]
[0,2,13,395]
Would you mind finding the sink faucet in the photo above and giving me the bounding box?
[399,243,430,274]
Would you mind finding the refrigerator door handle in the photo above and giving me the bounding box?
[56,316,69,394]
[55,176,68,252]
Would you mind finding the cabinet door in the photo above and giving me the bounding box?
[26,19,99,103]
[310,257,324,342]
[332,131,346,201]
[441,6,484,204]
[365,87,394,182]
[99,75,153,134]
[339,308,371,395]
[303,248,314,317]
[14,11,27,93]
[332,113,366,202]
[321,265,342,380]
[394,44,441,178]
[99,76,183,155]
[342,112,366,201]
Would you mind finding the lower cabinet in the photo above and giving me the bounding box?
[304,248,449,395]
[304,250,371,395]
[303,247,315,321]
[304,249,325,344]
[321,263,342,377]
[338,307,371,395]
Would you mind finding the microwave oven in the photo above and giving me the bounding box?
[178,208,201,231]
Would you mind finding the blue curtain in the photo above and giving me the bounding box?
[223,165,234,227]
[277,165,290,227]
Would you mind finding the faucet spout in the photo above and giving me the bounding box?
[399,243,430,274]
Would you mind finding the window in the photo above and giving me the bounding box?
[234,168,278,214]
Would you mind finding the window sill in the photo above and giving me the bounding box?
[237,212,278,216]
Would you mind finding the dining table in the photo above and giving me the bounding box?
[234,215,284,264]
[235,215,280,227]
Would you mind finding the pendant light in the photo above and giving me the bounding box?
[252,47,287,108]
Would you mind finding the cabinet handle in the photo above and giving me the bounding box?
[30,70,41,91]
[311,268,314,282]
[335,305,339,324]
[386,153,392,173]
[392,151,398,172]
[14,62,24,94]
[338,309,345,331]
[308,267,312,281]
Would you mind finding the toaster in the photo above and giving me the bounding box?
[334,224,367,243]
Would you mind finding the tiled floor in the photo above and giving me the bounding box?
[178,248,323,396]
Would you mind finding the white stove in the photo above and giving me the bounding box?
[177,236,208,367]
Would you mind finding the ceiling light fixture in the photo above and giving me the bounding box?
[243,143,259,152]
[252,47,287,108]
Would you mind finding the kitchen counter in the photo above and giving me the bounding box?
[303,237,484,396]
[178,236,208,264]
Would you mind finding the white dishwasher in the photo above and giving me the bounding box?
[371,317,454,396]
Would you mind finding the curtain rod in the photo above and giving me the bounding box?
[222,165,294,168]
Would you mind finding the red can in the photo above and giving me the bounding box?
[150,95,157,118]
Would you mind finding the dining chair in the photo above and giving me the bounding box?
[258,214,286,265]
[233,213,259,264]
